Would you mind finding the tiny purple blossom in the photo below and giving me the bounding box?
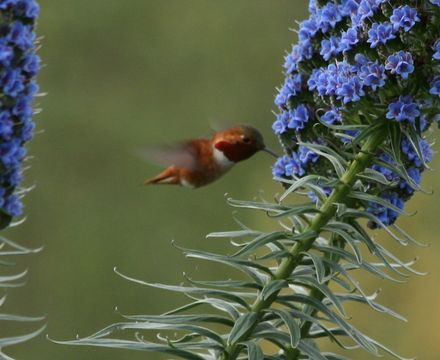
[272,156,290,178]
[4,194,23,217]
[358,60,387,91]
[319,3,343,32]
[386,95,420,124]
[0,111,14,140]
[430,0,440,6]
[399,167,421,194]
[340,28,359,52]
[336,76,365,103]
[367,22,396,48]
[298,145,320,164]
[287,104,310,130]
[367,191,405,227]
[299,18,319,41]
[385,51,414,79]
[285,153,306,177]
[272,111,289,135]
[321,108,342,125]
[401,138,433,166]
[430,76,440,97]
[320,36,341,61]
[340,0,361,16]
[275,73,303,107]
[433,39,440,60]
[390,6,420,32]
[358,0,374,20]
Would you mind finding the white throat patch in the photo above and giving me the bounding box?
[213,147,234,169]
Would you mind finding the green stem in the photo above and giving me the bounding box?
[220,126,387,360]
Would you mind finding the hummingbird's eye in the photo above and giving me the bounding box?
[242,136,251,144]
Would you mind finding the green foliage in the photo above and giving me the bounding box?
[56,126,427,359]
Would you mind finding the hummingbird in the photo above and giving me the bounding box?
[143,125,277,188]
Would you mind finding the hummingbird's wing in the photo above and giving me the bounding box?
[136,142,200,170]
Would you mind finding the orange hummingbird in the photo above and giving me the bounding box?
[143,125,277,188]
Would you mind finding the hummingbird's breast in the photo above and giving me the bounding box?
[180,139,232,188]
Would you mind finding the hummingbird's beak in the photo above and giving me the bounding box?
[262,146,279,158]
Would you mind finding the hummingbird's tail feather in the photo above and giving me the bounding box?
[144,167,181,186]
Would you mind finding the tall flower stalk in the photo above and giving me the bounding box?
[0,0,40,229]
[59,1,438,359]
[0,0,43,358]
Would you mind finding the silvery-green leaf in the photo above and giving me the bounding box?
[260,280,288,301]
[0,325,46,347]
[270,309,300,348]
[241,341,264,360]
[227,312,258,345]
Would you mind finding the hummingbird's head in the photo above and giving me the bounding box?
[212,125,276,163]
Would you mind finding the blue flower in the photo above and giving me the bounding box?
[283,52,297,74]
[371,153,399,182]
[386,95,420,124]
[0,69,25,97]
[367,23,396,48]
[320,36,341,61]
[430,0,440,6]
[429,76,440,97]
[401,138,433,167]
[340,0,361,16]
[321,108,342,125]
[7,21,35,51]
[0,0,18,10]
[385,51,414,79]
[433,39,440,60]
[0,111,14,140]
[0,41,14,67]
[357,0,374,20]
[3,194,23,217]
[0,139,27,167]
[340,28,359,52]
[272,155,290,178]
[22,53,40,76]
[287,104,310,130]
[336,76,365,103]
[272,111,289,135]
[367,191,405,227]
[0,1,39,222]
[308,186,332,203]
[299,18,319,41]
[319,3,343,33]
[298,145,320,165]
[399,167,421,194]
[390,6,420,32]
[358,60,387,91]
[15,0,40,19]
[275,73,303,107]
[285,153,306,177]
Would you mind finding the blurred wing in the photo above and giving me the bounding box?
[135,142,199,170]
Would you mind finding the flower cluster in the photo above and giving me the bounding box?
[0,0,40,226]
[273,0,440,228]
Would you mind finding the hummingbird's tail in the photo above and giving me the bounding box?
[144,167,181,186]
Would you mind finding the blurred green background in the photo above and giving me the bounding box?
[1,1,439,359]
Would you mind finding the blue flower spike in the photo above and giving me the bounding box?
[274,0,439,230]
[0,0,40,228]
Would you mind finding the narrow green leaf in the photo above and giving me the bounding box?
[301,252,326,284]
[297,339,329,360]
[227,312,258,345]
[0,325,46,347]
[260,280,288,301]
[270,309,300,348]
[242,341,264,360]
